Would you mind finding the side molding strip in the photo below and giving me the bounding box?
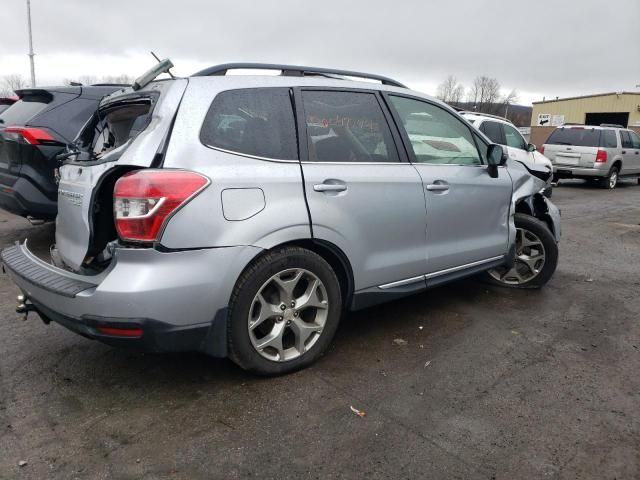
[377,255,505,290]
[424,255,505,280]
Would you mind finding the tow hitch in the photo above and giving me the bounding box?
[16,295,36,321]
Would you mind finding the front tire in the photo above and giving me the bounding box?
[487,213,558,289]
[227,246,342,375]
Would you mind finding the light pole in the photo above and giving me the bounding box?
[26,0,36,87]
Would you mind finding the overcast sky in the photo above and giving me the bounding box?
[1,0,638,105]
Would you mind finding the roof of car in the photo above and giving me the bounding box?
[459,111,513,125]
[558,124,625,130]
[185,74,450,109]
[101,73,451,114]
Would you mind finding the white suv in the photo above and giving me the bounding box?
[461,112,552,172]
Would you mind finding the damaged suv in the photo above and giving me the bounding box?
[1,62,561,375]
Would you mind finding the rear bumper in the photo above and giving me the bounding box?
[553,165,607,178]
[1,241,262,356]
[30,298,222,352]
[0,177,57,219]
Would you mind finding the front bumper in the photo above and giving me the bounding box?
[1,241,262,356]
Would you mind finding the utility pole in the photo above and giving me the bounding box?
[26,0,36,87]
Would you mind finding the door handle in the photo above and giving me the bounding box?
[621,150,627,154]
[426,184,450,192]
[314,183,347,192]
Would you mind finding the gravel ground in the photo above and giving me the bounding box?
[0,179,639,479]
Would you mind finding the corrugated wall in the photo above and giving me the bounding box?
[531,93,640,127]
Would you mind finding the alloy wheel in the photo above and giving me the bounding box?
[247,268,328,362]
[609,170,618,189]
[489,227,546,285]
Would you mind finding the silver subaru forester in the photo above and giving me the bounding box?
[2,62,561,375]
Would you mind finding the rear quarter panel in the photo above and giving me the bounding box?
[160,77,311,250]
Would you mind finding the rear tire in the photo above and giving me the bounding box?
[227,246,342,375]
[486,214,558,289]
[599,166,619,189]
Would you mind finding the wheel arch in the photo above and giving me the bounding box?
[515,193,556,238]
[239,238,355,311]
[611,159,622,172]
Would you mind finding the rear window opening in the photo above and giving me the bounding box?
[546,128,601,147]
[76,98,153,161]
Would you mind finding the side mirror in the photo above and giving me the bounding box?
[487,144,507,178]
[527,143,537,152]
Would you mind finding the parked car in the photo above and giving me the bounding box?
[460,111,553,171]
[0,84,127,220]
[0,96,18,116]
[541,124,640,189]
[1,63,561,375]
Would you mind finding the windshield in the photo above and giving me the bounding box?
[546,128,601,147]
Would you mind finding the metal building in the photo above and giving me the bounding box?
[530,92,640,147]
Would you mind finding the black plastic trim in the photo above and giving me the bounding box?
[191,63,406,88]
[1,245,94,297]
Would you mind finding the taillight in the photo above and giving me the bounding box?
[114,170,209,242]
[538,145,545,155]
[595,149,607,163]
[2,126,56,145]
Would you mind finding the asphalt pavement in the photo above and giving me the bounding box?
[1,180,639,479]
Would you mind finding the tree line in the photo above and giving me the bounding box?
[436,74,523,122]
[0,73,135,96]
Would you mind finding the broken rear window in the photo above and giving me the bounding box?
[77,98,153,160]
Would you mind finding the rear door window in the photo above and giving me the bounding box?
[301,90,398,163]
[0,95,51,125]
[620,130,633,149]
[602,130,618,148]
[479,121,505,145]
[200,88,298,160]
[546,128,601,147]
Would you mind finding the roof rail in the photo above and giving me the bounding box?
[600,123,624,128]
[191,63,407,88]
[459,110,508,121]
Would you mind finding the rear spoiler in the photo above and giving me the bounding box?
[14,89,55,100]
